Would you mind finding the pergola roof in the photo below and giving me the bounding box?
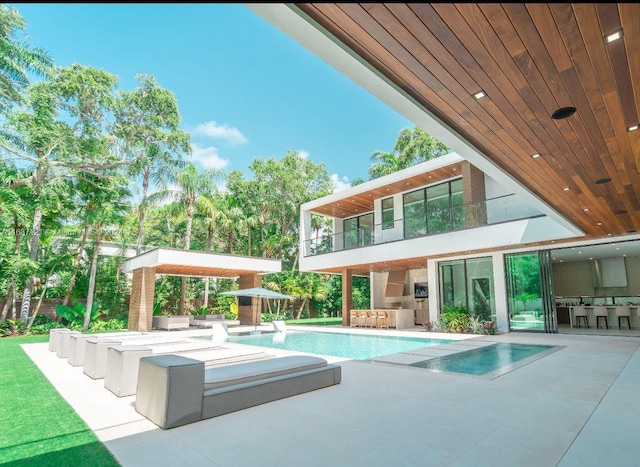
[121,248,282,277]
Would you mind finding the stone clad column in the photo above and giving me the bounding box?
[461,161,487,227]
[341,268,353,327]
[238,273,261,325]
[128,267,156,332]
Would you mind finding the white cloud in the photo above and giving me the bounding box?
[331,173,351,192]
[190,144,230,170]
[297,149,310,159]
[193,121,248,145]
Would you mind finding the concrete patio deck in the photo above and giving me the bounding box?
[22,327,640,467]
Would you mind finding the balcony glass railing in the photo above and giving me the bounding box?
[303,193,543,257]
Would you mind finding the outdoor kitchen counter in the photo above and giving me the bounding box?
[369,309,415,329]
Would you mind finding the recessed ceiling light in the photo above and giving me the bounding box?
[583,208,590,212]
[628,125,639,132]
[597,222,602,226]
[531,153,541,159]
[605,30,623,43]
[595,178,612,184]
[473,91,486,100]
[552,106,576,119]
[563,187,570,191]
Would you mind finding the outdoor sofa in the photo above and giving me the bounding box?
[135,354,342,429]
[152,315,190,331]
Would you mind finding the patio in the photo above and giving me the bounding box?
[22,327,640,466]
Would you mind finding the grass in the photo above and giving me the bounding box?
[285,317,343,326]
[0,335,120,467]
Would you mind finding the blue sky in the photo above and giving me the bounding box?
[12,3,413,190]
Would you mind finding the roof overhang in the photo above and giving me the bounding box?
[121,248,282,277]
[248,4,640,240]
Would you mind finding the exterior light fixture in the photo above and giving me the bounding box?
[563,187,570,191]
[583,208,590,212]
[605,30,623,43]
[628,125,639,132]
[597,222,602,225]
[473,91,486,100]
[531,153,541,159]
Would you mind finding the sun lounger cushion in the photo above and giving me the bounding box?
[203,355,326,390]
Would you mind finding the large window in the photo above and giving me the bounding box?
[439,256,494,320]
[382,197,394,230]
[403,179,464,239]
[343,213,374,249]
[403,189,426,238]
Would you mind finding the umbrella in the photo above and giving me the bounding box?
[220,287,293,331]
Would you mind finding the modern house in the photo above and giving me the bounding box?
[249,4,640,334]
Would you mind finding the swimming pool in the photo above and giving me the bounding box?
[410,343,559,378]
[225,330,455,360]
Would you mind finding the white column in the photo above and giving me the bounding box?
[427,259,439,319]
[492,252,510,333]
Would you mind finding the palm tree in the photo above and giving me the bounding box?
[151,163,222,314]
[238,213,258,256]
[80,175,131,331]
[215,196,244,255]
[195,193,219,308]
[132,143,184,254]
[0,5,53,110]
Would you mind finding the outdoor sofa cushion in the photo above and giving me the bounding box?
[203,355,327,390]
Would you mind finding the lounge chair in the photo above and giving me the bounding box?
[104,344,272,397]
[135,354,342,429]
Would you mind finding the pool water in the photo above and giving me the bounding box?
[410,343,557,376]
[225,330,455,360]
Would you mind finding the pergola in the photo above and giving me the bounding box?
[121,248,282,331]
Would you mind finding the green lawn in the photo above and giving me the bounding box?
[0,335,120,466]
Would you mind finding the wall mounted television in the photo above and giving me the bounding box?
[414,282,428,298]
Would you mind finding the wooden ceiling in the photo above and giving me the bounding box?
[310,162,461,217]
[296,3,640,239]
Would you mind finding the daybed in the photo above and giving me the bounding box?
[135,354,342,429]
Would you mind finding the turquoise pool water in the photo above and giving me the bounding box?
[410,343,556,376]
[226,330,455,360]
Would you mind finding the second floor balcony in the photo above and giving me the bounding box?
[303,193,543,257]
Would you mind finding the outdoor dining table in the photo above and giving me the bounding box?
[568,306,639,329]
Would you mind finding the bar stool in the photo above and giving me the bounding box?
[593,306,609,329]
[350,310,359,327]
[615,306,631,329]
[376,311,389,329]
[573,306,589,328]
[369,311,379,328]
[358,311,370,328]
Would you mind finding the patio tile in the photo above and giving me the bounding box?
[20,328,640,467]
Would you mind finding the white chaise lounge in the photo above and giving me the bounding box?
[135,354,342,429]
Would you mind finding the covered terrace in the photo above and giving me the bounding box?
[121,248,281,331]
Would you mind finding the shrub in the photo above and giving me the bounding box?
[88,318,127,332]
[426,304,498,335]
